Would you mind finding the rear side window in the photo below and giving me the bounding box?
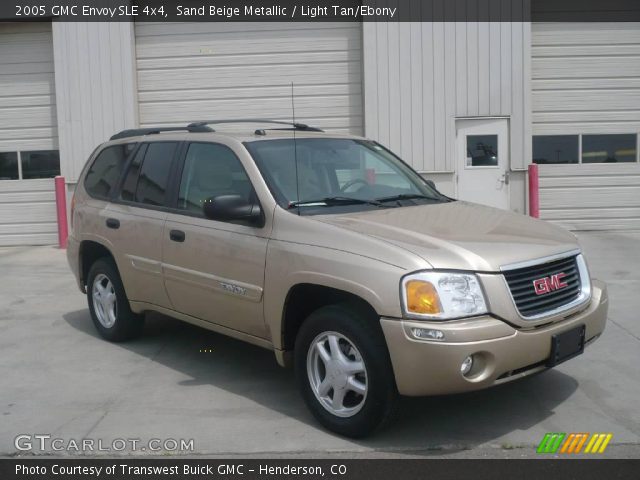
[84,144,135,198]
[131,142,177,206]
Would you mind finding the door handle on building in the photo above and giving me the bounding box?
[500,172,510,185]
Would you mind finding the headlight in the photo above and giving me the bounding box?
[401,272,488,320]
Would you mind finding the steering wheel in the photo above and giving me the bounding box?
[340,178,369,192]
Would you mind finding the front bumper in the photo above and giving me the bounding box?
[381,280,608,396]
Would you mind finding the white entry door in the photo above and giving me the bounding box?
[456,118,510,209]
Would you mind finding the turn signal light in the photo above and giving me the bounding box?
[405,280,443,315]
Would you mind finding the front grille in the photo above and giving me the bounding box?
[503,255,582,318]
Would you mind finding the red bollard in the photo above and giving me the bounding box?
[528,164,540,218]
[54,176,68,248]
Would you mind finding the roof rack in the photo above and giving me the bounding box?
[109,124,213,141]
[187,119,324,132]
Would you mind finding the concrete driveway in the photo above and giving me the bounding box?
[0,232,639,458]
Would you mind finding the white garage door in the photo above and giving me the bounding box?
[532,23,640,231]
[135,22,363,134]
[0,23,59,246]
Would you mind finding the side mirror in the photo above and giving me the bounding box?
[203,195,263,226]
[425,179,437,190]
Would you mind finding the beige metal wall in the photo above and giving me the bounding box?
[362,14,532,174]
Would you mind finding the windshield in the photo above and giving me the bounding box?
[245,138,450,214]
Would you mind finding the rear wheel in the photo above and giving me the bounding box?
[87,258,144,342]
[294,304,398,437]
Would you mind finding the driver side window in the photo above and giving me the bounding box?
[178,143,253,216]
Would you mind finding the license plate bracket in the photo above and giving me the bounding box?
[546,324,586,367]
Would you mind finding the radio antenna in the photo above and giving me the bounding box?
[291,81,301,215]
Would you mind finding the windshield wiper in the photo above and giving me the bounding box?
[374,193,440,204]
[288,196,391,209]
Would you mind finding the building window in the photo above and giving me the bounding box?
[466,135,499,167]
[533,135,579,164]
[20,150,60,179]
[582,134,637,164]
[0,152,19,180]
[533,134,638,164]
[0,150,61,180]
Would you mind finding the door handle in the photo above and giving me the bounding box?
[500,172,510,185]
[105,218,120,229]
[169,229,185,242]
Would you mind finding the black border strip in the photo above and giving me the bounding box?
[2,0,640,22]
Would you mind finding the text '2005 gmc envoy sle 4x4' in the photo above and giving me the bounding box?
[67,120,608,437]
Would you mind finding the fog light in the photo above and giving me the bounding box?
[461,356,474,376]
[411,328,445,341]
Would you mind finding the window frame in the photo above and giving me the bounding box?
[533,133,639,165]
[0,150,61,181]
[168,141,264,226]
[110,141,183,212]
[84,143,137,200]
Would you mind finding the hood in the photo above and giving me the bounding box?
[313,201,579,271]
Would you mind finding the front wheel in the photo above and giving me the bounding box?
[294,304,398,437]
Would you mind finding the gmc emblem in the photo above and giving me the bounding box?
[533,273,568,295]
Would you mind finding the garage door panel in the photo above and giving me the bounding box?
[540,186,640,209]
[0,202,57,224]
[0,23,58,245]
[542,206,640,220]
[532,57,640,78]
[136,22,354,37]
[137,63,362,91]
[548,218,640,231]
[138,83,361,103]
[541,175,640,188]
[141,96,361,121]
[533,77,640,91]
[137,50,358,70]
[0,74,55,97]
[135,22,363,134]
[0,106,57,130]
[137,34,360,58]
[533,22,640,45]
[533,90,640,112]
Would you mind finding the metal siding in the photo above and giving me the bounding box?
[363,20,530,173]
[135,22,363,134]
[539,164,640,231]
[532,22,640,135]
[0,23,58,246]
[533,22,640,231]
[52,22,139,182]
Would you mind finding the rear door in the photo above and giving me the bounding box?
[161,142,269,339]
[105,141,180,308]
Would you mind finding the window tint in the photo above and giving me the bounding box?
[134,142,177,206]
[582,134,637,163]
[120,144,147,201]
[178,143,252,215]
[85,144,135,198]
[21,150,60,179]
[0,152,19,180]
[533,135,579,164]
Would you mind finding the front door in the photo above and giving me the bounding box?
[162,142,269,339]
[456,118,510,209]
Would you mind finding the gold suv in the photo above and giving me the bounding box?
[67,120,608,437]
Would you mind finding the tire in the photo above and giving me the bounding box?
[86,257,144,342]
[294,303,398,438]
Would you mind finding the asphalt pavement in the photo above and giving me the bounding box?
[0,232,638,458]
